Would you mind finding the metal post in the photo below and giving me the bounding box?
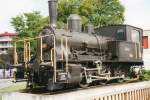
[65,36,68,76]
[23,41,25,62]
[61,37,64,61]
[53,34,56,82]
[28,42,31,61]
[135,42,137,59]
[24,41,28,68]
[13,35,57,82]
[13,42,18,65]
[50,48,54,66]
[138,42,142,58]
[40,38,43,63]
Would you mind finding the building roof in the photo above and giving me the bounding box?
[0,32,17,37]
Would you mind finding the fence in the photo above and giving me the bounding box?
[2,81,150,100]
[94,88,150,100]
[0,69,14,79]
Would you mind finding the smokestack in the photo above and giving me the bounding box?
[48,0,57,28]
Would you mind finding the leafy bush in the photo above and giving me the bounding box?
[143,69,150,80]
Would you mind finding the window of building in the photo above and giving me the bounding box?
[131,30,140,43]
[143,36,148,49]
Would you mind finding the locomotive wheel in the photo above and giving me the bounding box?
[79,72,89,88]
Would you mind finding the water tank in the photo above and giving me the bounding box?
[68,14,81,32]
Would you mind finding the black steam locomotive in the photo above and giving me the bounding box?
[26,0,143,90]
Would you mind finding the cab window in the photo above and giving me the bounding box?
[131,30,140,43]
[116,29,125,40]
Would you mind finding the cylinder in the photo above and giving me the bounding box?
[68,14,81,32]
[48,0,57,28]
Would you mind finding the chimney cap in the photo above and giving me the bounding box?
[48,0,57,2]
[68,14,81,20]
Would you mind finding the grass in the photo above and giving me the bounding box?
[0,83,26,100]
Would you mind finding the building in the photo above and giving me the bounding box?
[0,32,17,54]
[143,30,150,69]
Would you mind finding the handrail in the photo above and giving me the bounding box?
[13,40,31,72]
[61,34,68,80]
[38,34,56,82]
[50,48,54,66]
[45,34,56,83]
[40,38,43,63]
[65,34,68,77]
[13,35,55,42]
[61,37,64,61]
[28,42,31,61]
[13,34,57,82]
[138,42,142,58]
[135,42,138,59]
[21,41,30,69]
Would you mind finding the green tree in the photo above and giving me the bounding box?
[11,11,49,38]
[11,11,49,61]
[11,0,124,35]
[57,0,124,27]
[11,11,49,51]
[143,70,150,80]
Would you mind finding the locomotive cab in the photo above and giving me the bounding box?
[95,25,143,65]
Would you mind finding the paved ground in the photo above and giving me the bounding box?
[2,81,150,100]
[0,79,26,89]
[0,79,14,89]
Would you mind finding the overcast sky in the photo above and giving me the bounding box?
[120,0,150,30]
[0,0,48,33]
[0,0,150,33]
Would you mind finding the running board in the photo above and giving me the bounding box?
[90,75,124,81]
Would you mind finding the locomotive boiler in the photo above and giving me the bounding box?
[26,0,143,90]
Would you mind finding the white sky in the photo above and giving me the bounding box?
[0,0,48,33]
[0,0,150,32]
[120,0,150,29]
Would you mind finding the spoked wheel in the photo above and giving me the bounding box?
[79,72,89,88]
